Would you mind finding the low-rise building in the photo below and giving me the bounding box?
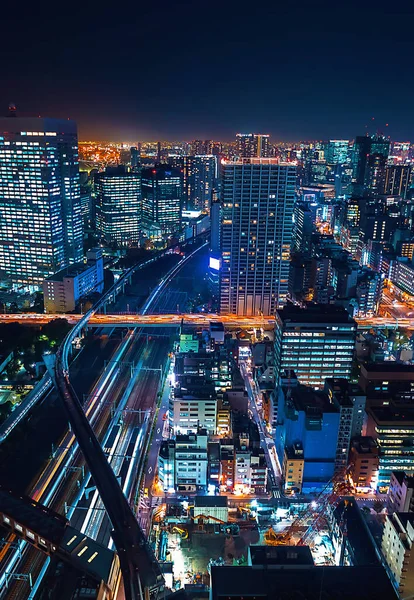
[348,437,379,491]
[158,440,175,492]
[382,513,414,597]
[193,496,228,524]
[283,443,304,494]
[179,332,199,353]
[43,249,104,313]
[174,431,208,490]
[388,471,414,513]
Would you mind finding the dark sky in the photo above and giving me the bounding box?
[2,1,413,142]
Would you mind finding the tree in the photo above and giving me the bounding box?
[372,500,383,514]
[41,318,71,346]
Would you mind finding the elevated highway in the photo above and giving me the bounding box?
[0,312,410,330]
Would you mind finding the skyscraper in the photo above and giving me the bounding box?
[352,134,390,197]
[0,116,83,289]
[220,158,295,315]
[95,166,140,245]
[236,133,270,158]
[141,166,182,235]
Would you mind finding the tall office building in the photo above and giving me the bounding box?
[95,166,140,245]
[325,140,349,164]
[141,166,182,234]
[384,164,412,198]
[0,116,83,289]
[236,133,270,158]
[220,158,295,315]
[352,134,390,197]
[274,305,357,389]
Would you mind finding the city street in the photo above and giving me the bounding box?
[239,360,282,494]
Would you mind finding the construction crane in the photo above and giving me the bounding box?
[264,470,353,547]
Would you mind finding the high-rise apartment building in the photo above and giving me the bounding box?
[236,133,270,158]
[274,305,357,389]
[192,155,217,212]
[141,166,182,235]
[95,166,140,245]
[0,117,83,289]
[182,155,217,212]
[220,158,295,315]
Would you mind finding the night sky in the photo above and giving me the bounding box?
[2,1,413,142]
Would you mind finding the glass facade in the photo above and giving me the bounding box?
[275,307,357,389]
[141,167,182,235]
[0,117,83,289]
[220,158,296,315]
[95,168,140,245]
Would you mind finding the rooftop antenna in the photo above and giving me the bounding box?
[7,103,17,118]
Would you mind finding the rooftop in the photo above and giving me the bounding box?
[248,545,313,566]
[286,384,339,415]
[210,564,397,599]
[194,496,227,508]
[277,303,356,326]
[45,260,96,282]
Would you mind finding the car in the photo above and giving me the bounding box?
[143,488,149,498]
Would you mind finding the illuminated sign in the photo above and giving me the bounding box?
[209,257,220,271]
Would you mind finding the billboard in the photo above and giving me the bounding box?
[209,256,221,271]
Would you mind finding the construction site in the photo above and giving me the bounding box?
[147,472,376,592]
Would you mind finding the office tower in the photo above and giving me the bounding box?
[293,203,313,254]
[384,164,412,198]
[95,166,140,245]
[130,146,140,169]
[0,117,83,289]
[274,305,356,389]
[325,140,349,164]
[220,158,295,315]
[352,134,390,196]
[141,166,182,234]
[236,133,270,158]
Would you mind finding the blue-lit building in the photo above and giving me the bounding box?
[275,377,340,492]
[141,166,182,235]
[0,116,83,290]
[95,166,141,246]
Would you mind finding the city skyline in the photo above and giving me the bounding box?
[2,2,414,141]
